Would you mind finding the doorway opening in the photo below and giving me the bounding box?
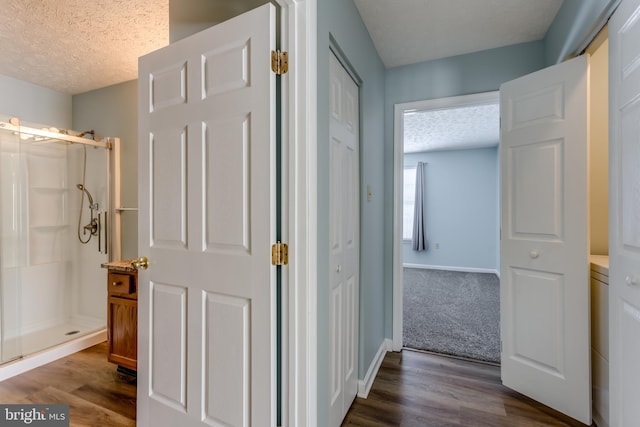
[392,92,500,364]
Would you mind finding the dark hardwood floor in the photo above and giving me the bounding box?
[1,344,592,426]
[0,342,135,427]
[343,349,592,427]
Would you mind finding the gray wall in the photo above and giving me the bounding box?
[318,0,386,424]
[169,0,269,42]
[383,41,548,337]
[0,73,72,128]
[403,147,499,272]
[72,80,138,259]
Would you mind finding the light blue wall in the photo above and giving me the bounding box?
[0,73,72,128]
[318,0,386,424]
[544,0,620,66]
[383,41,547,337]
[73,80,139,259]
[403,148,498,272]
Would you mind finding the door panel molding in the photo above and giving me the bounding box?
[500,55,590,424]
[328,50,360,427]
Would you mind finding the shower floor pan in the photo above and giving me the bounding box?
[22,321,104,355]
[0,321,106,381]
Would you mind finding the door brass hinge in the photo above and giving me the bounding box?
[271,50,289,75]
[272,242,289,265]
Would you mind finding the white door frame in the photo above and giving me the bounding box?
[277,0,317,425]
[391,91,499,351]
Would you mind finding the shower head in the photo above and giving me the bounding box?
[76,184,94,205]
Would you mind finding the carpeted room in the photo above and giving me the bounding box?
[400,97,500,364]
[403,268,500,363]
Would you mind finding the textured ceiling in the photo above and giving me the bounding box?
[0,0,169,95]
[404,103,500,153]
[354,0,563,68]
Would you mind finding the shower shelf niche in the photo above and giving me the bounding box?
[29,228,66,265]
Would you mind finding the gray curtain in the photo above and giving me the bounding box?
[412,162,427,251]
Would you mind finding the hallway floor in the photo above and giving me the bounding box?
[0,342,135,426]
[342,349,591,426]
[1,344,592,426]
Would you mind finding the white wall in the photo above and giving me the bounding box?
[66,143,109,324]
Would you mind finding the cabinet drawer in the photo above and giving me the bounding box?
[108,272,136,297]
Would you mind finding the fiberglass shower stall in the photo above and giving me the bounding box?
[0,115,121,368]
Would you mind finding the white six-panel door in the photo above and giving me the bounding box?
[609,1,640,425]
[137,5,276,426]
[328,51,360,427]
[500,55,591,424]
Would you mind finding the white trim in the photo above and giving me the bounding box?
[0,330,106,382]
[357,339,391,399]
[305,0,318,422]
[110,137,122,262]
[392,103,405,352]
[279,0,316,426]
[400,91,500,113]
[279,3,291,424]
[392,91,500,352]
[402,263,499,276]
[0,120,111,149]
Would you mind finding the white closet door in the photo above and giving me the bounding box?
[328,51,360,427]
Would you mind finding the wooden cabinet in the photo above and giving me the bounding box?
[106,269,137,371]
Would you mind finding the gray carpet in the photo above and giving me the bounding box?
[403,268,500,363]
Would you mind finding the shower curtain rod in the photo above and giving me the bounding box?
[0,120,111,149]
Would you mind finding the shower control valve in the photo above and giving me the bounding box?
[83,218,99,236]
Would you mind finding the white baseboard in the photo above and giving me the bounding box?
[403,263,499,276]
[358,338,392,399]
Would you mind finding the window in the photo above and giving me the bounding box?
[403,166,416,240]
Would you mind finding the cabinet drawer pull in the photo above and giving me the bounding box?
[112,281,122,287]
